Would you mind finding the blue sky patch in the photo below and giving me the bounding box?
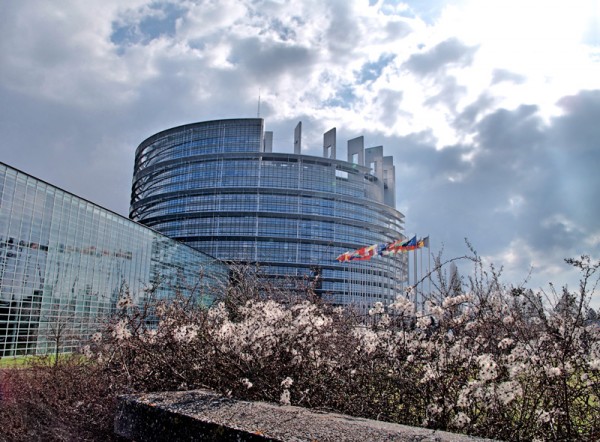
[358,53,396,83]
[324,85,357,108]
[111,2,185,47]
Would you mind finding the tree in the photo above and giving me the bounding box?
[40,302,78,366]
[448,263,462,297]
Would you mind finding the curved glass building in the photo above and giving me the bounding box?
[130,118,406,306]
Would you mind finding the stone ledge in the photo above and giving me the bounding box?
[115,389,495,442]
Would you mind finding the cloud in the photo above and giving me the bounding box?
[402,38,479,78]
[396,90,600,292]
[384,20,413,41]
[375,89,405,126]
[546,90,600,232]
[424,76,467,110]
[0,0,598,302]
[111,2,184,46]
[454,93,496,131]
[491,69,526,85]
[228,37,318,80]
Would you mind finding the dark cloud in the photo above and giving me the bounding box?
[385,20,413,41]
[546,90,600,230]
[375,89,405,126]
[423,76,467,110]
[0,84,136,216]
[475,104,544,157]
[325,2,363,61]
[402,38,479,77]
[454,93,496,131]
[554,90,600,152]
[229,37,317,80]
[395,91,600,288]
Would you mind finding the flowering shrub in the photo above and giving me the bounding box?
[81,257,599,440]
[1,257,599,441]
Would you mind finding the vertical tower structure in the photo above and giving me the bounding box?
[130,118,406,306]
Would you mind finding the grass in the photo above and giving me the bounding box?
[0,355,31,368]
[0,353,82,368]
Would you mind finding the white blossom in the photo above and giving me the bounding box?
[502,315,514,325]
[442,294,473,309]
[117,295,134,309]
[141,329,157,344]
[426,403,442,416]
[379,314,391,326]
[280,389,291,406]
[113,319,131,340]
[496,381,521,405]
[477,354,498,381]
[537,410,552,423]
[369,301,385,316]
[452,412,471,428]
[173,325,199,343]
[416,315,432,329]
[353,327,379,354]
[81,345,93,358]
[389,295,414,315]
[429,305,445,320]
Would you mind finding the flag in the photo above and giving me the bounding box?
[401,236,418,251]
[336,251,352,262]
[381,238,409,255]
[336,237,419,262]
[351,244,377,261]
[337,243,379,262]
[376,242,389,256]
[385,236,416,254]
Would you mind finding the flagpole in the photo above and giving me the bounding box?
[428,236,431,306]
[352,263,356,307]
[413,242,417,314]
[420,243,423,313]
[406,245,409,297]
[344,259,347,306]
[390,255,393,303]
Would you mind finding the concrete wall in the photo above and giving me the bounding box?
[115,389,495,442]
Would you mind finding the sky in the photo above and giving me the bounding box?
[1,0,599,302]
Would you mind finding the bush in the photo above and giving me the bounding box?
[1,257,599,441]
[0,357,117,441]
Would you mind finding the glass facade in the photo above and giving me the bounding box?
[0,163,227,356]
[131,119,406,307]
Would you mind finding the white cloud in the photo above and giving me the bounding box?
[0,0,599,304]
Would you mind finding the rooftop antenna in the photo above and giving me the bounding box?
[257,88,261,117]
